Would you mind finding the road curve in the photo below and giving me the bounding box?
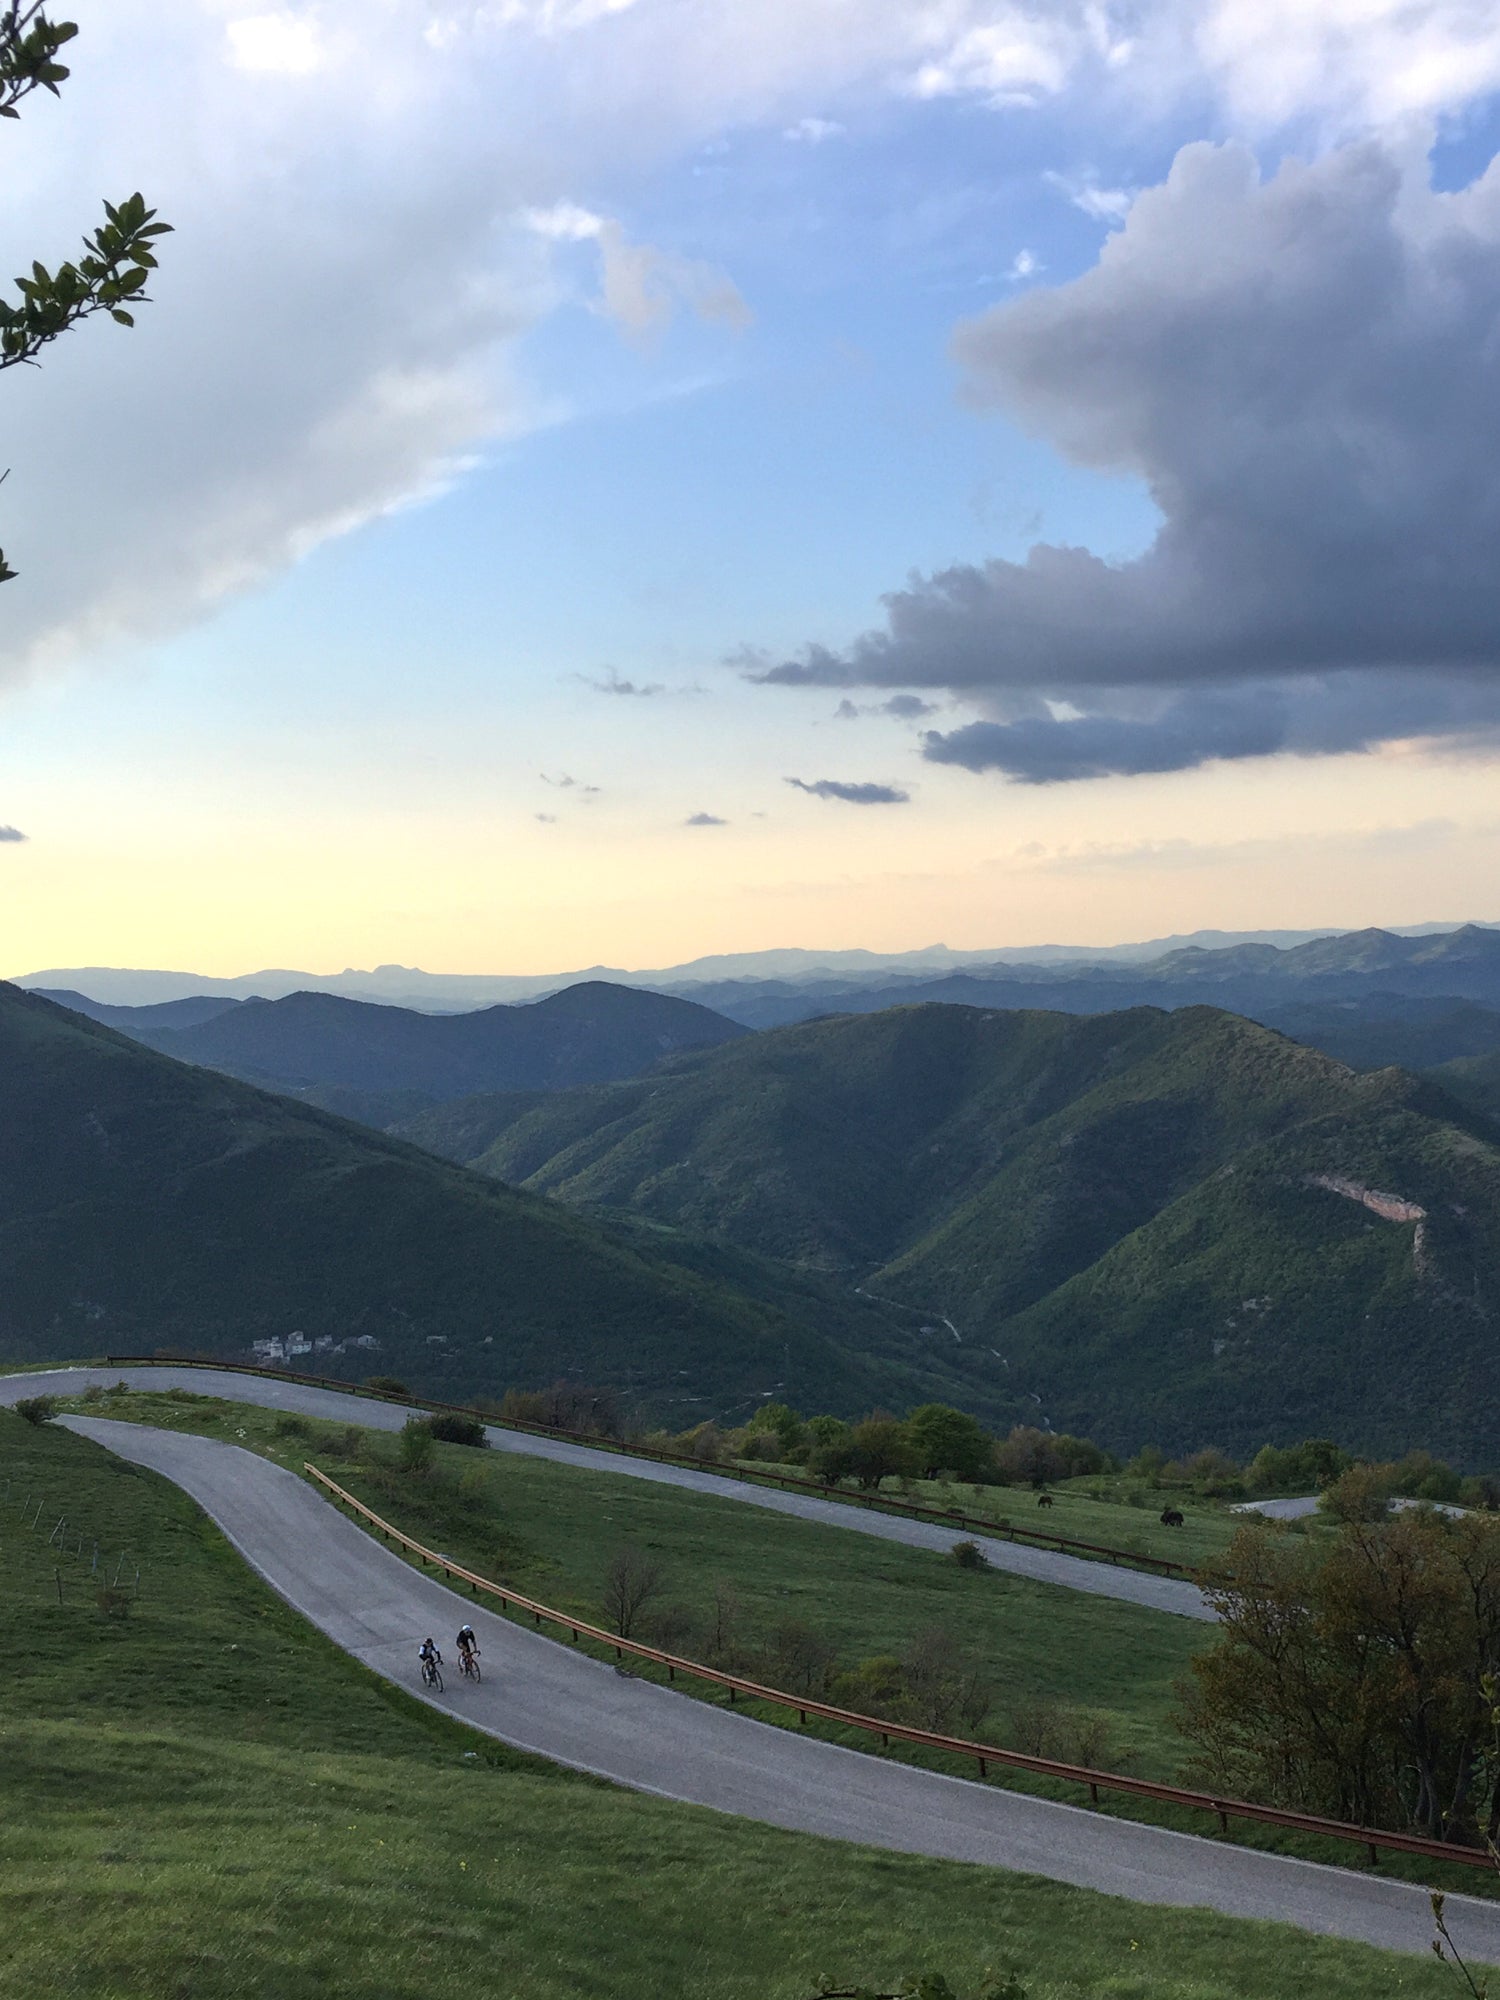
[1,1366,1210,1620]
[51,1413,1500,1966]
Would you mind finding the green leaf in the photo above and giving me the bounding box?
[108,308,134,326]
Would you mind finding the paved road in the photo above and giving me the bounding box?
[50,1413,1500,1965]
[1,1366,1211,1620]
[1233,1496,1321,1520]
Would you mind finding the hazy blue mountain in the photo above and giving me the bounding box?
[63,980,749,1103]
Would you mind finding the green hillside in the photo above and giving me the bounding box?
[0,984,1007,1422]
[403,1004,1500,1460]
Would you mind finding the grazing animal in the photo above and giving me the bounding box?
[1036,1493,1054,1509]
[1160,1506,1185,1528]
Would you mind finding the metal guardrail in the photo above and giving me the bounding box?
[101,1354,1193,1579]
[302,1460,1493,1873]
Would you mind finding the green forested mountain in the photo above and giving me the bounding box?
[0,984,1003,1423]
[400,1004,1500,1462]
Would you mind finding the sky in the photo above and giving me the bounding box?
[6,0,1500,976]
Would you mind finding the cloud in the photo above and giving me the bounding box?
[534,811,558,823]
[685,811,728,825]
[583,669,668,697]
[786,776,911,804]
[760,137,1500,781]
[1006,248,1042,280]
[835,693,938,719]
[523,202,751,339]
[541,772,602,795]
[15,2,1500,697]
[1044,170,1134,224]
[0,825,26,842]
[784,116,845,142]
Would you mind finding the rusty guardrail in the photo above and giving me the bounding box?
[103,1353,1192,1579]
[301,1460,1493,1873]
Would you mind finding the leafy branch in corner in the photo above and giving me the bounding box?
[0,3,171,582]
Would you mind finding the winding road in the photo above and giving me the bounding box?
[4,1365,1500,1963]
[1,1365,1211,1620]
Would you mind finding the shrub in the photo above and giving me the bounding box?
[82,1383,104,1405]
[427,1412,487,1448]
[399,1418,436,1473]
[15,1395,56,1425]
[96,1586,131,1620]
[899,1626,990,1733]
[366,1375,411,1398]
[764,1618,839,1697]
[1319,1463,1393,1523]
[274,1413,310,1437]
[831,1654,906,1717]
[951,1540,987,1570]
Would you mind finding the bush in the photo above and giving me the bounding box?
[951,1540,987,1570]
[96,1587,131,1621]
[15,1395,56,1425]
[399,1418,436,1474]
[602,1546,666,1638]
[366,1375,411,1398]
[1319,1463,1393,1523]
[82,1383,104,1405]
[764,1618,839,1696]
[427,1412,488,1448]
[274,1413,310,1437]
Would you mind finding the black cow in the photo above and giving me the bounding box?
[1160,1506,1185,1528]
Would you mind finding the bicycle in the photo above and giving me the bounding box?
[459,1649,482,1685]
[420,1656,444,1694]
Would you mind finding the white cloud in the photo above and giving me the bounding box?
[1044,170,1135,224]
[784,116,845,142]
[1007,247,1041,279]
[225,11,324,74]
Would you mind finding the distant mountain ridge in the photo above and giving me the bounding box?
[41,980,748,1105]
[16,918,1498,1011]
[397,1002,1500,1463]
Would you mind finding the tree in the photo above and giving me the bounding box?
[0,3,171,581]
[845,1415,918,1490]
[601,1545,665,1639]
[1181,1511,1500,1842]
[905,1404,992,1483]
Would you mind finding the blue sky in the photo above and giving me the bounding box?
[6,2,1500,975]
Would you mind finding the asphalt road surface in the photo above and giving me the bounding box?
[43,1411,1500,1966]
[1,1365,1211,1620]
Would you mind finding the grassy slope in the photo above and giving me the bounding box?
[399,1002,1500,1459]
[3,1409,1474,2000]
[0,983,1011,1424]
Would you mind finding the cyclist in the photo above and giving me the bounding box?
[418,1636,442,1683]
[456,1624,480,1675]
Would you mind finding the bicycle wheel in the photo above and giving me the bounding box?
[468,1660,481,1684]
[431,1665,444,1693]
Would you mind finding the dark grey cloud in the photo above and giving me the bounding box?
[786,777,911,805]
[835,694,939,720]
[584,669,667,697]
[756,139,1500,782]
[0,825,26,842]
[685,811,728,825]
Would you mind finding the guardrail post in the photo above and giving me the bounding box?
[1367,1842,1379,1866]
[1217,1809,1229,1835]
[1089,1782,1100,1804]
[976,1757,987,1777]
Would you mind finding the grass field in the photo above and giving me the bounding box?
[0,1407,1480,2000]
[733,1461,1252,1573]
